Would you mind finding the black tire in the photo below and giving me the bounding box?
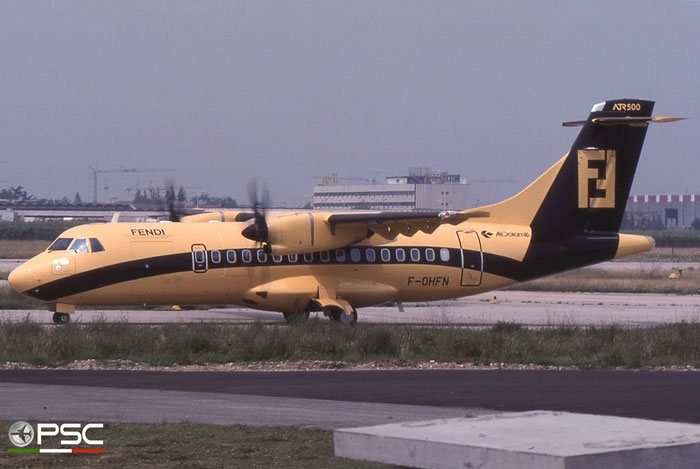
[52,313,71,325]
[327,307,357,325]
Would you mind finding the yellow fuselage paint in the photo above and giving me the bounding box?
[11,220,540,313]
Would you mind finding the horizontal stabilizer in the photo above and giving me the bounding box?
[563,116,686,127]
[592,116,687,125]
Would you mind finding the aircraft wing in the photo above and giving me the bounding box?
[326,209,489,238]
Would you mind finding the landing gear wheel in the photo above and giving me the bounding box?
[328,307,358,325]
[283,311,310,324]
[52,312,71,325]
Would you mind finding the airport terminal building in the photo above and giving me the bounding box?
[313,169,470,211]
[625,194,700,228]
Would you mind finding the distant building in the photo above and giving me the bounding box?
[0,201,167,223]
[313,168,470,211]
[625,195,700,228]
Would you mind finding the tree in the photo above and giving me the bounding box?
[8,185,33,202]
[692,219,700,231]
[74,192,82,204]
[177,187,187,203]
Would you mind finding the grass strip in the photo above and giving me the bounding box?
[1,320,698,369]
[0,239,48,259]
[0,421,387,468]
[625,246,700,262]
[509,267,700,294]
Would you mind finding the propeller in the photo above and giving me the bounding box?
[242,179,271,252]
[165,185,179,222]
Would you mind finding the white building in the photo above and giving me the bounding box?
[313,169,470,211]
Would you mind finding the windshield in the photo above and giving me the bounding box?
[90,238,105,252]
[48,238,73,251]
[69,238,89,253]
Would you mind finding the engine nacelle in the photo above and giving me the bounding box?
[265,212,366,255]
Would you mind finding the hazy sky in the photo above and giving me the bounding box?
[1,1,698,207]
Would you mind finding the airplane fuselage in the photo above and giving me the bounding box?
[9,219,651,316]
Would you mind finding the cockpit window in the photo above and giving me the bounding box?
[48,238,73,251]
[90,238,105,252]
[69,238,89,253]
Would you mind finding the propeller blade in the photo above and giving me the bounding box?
[243,178,269,246]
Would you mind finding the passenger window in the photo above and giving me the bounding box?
[226,250,237,263]
[366,248,376,262]
[70,238,89,253]
[396,249,406,262]
[48,238,73,251]
[273,255,283,263]
[350,249,361,262]
[335,249,345,262]
[242,250,252,263]
[288,254,298,263]
[425,248,435,262]
[303,252,314,263]
[380,248,391,262]
[257,250,267,263]
[89,238,105,253]
[211,250,221,263]
[410,248,420,262]
[320,251,330,262]
[194,250,206,264]
[440,248,450,262]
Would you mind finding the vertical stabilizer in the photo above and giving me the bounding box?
[480,99,655,239]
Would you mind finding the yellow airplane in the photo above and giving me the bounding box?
[8,99,684,325]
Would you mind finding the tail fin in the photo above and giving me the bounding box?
[481,99,659,239]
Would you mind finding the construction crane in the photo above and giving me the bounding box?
[89,165,175,203]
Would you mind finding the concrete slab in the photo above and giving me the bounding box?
[334,411,700,469]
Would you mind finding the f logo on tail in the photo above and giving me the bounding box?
[578,149,616,209]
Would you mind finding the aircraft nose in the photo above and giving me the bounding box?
[7,267,21,291]
[7,264,35,294]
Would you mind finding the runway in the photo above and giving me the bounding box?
[1,369,698,427]
[2,290,698,326]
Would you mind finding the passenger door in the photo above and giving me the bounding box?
[456,231,483,286]
[191,244,208,273]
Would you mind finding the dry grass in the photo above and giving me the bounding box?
[1,320,698,369]
[511,267,700,294]
[0,421,387,468]
[624,247,700,262]
[0,240,47,259]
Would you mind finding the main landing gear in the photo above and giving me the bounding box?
[52,312,71,325]
[325,306,358,325]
